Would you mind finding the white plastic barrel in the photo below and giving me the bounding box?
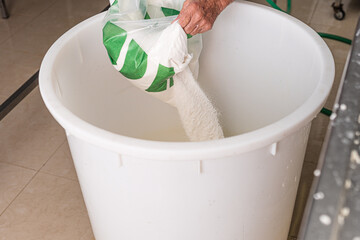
[39,1,334,240]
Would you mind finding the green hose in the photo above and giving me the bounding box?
[265,0,352,46]
[265,0,356,117]
[266,0,286,12]
[286,0,291,14]
[318,32,352,45]
[320,107,332,117]
[266,0,292,13]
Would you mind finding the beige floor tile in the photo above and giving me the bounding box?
[310,20,358,39]
[22,0,108,43]
[310,23,352,64]
[0,48,42,104]
[41,140,78,181]
[24,11,73,43]
[310,0,360,35]
[1,0,107,56]
[0,172,94,240]
[0,162,36,215]
[0,95,7,104]
[289,161,317,238]
[0,87,66,170]
[323,38,350,68]
[0,0,109,102]
[0,13,35,44]
[288,0,319,24]
[50,0,109,26]
[0,23,66,58]
[5,0,57,18]
[274,0,319,24]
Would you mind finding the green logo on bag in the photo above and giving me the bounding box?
[102,5,185,92]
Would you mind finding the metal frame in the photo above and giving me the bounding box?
[0,71,38,121]
[299,18,360,240]
[0,4,110,121]
[0,0,9,19]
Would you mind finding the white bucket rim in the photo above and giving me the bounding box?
[39,1,335,161]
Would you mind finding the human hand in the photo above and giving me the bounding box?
[175,0,234,36]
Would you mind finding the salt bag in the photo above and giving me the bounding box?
[102,0,224,141]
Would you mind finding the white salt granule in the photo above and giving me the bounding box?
[174,68,224,141]
[149,22,224,141]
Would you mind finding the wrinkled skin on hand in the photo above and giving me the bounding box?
[176,0,234,35]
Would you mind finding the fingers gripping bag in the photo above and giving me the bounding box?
[102,0,224,141]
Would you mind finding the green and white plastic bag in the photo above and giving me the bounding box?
[102,0,224,141]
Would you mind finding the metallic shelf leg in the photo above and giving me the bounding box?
[0,0,9,19]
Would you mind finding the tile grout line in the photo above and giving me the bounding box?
[0,3,110,215]
[39,171,79,183]
[0,138,66,217]
[0,170,40,217]
[0,161,38,172]
[0,14,37,46]
[0,0,58,47]
[308,0,321,25]
[0,3,110,119]
[38,138,67,172]
[32,1,60,27]
[38,138,80,183]
[0,1,107,48]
